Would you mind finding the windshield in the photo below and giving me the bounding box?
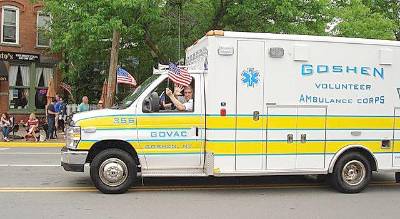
[119,74,160,109]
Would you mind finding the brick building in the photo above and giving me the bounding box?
[0,0,60,121]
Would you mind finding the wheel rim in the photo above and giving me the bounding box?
[341,160,366,186]
[99,158,128,187]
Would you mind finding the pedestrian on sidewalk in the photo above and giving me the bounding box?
[97,100,104,109]
[78,96,90,112]
[47,98,58,140]
[55,95,66,133]
[1,113,12,142]
[24,113,39,142]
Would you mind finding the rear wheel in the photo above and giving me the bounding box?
[90,148,137,194]
[330,152,371,193]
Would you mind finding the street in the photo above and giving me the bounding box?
[0,147,399,219]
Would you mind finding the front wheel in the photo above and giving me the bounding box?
[330,152,371,193]
[90,149,137,194]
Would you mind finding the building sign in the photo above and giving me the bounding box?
[0,51,40,62]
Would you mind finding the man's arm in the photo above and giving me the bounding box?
[166,88,186,111]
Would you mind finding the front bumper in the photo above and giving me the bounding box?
[61,147,88,172]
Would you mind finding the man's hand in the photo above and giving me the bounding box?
[173,84,183,96]
[166,88,173,97]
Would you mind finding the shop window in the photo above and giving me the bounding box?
[35,67,53,109]
[37,12,51,47]
[8,65,29,109]
[1,6,19,44]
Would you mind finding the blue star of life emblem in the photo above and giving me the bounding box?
[241,68,260,87]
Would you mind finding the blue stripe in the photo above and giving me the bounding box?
[76,114,136,122]
[207,128,396,131]
[82,139,393,143]
[92,128,397,131]
[81,139,199,143]
[207,139,388,143]
[206,114,393,118]
[136,152,394,157]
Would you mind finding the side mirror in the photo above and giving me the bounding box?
[142,92,160,113]
[150,92,160,112]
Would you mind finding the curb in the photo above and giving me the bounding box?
[0,142,64,148]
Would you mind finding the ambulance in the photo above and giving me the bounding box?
[62,30,400,194]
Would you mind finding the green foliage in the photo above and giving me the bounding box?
[330,0,396,39]
[225,0,332,35]
[42,0,400,102]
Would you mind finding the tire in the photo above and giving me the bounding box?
[90,148,137,194]
[329,152,371,193]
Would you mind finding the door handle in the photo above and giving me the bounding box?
[195,127,199,137]
[253,111,260,121]
[287,134,293,143]
[301,134,307,143]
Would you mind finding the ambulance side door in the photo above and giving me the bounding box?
[136,74,205,169]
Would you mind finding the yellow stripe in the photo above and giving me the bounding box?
[137,141,202,154]
[137,116,204,128]
[206,142,235,155]
[0,142,63,148]
[327,117,393,129]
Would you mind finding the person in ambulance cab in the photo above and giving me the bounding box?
[166,85,193,112]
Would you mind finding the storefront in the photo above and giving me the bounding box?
[0,51,58,118]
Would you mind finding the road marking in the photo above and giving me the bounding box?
[0,164,60,167]
[0,182,398,193]
[0,148,9,151]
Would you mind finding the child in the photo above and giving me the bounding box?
[1,113,11,142]
[25,113,39,141]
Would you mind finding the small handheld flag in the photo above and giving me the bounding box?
[168,63,192,87]
[117,67,137,86]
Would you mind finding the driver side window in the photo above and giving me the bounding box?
[142,77,195,113]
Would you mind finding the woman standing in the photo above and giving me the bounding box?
[1,113,12,142]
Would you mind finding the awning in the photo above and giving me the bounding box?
[0,61,7,81]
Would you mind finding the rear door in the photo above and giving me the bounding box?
[235,40,265,170]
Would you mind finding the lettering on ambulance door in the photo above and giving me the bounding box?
[296,107,326,169]
[393,108,400,167]
[266,107,297,170]
[235,40,265,170]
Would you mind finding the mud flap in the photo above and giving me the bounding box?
[396,172,400,183]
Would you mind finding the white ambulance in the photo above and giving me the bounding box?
[62,30,400,194]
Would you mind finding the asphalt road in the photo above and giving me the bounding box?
[0,147,400,219]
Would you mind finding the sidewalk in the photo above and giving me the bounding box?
[0,129,64,148]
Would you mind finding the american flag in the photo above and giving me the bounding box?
[168,63,192,87]
[117,67,137,86]
[59,82,72,95]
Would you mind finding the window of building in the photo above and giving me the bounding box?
[8,64,53,111]
[1,6,19,44]
[35,67,53,109]
[9,65,29,109]
[37,12,50,47]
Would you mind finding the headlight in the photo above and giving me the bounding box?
[66,126,81,149]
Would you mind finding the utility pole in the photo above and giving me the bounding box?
[106,29,120,108]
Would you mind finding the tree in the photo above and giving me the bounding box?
[224,0,332,35]
[43,0,399,103]
[330,0,396,40]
